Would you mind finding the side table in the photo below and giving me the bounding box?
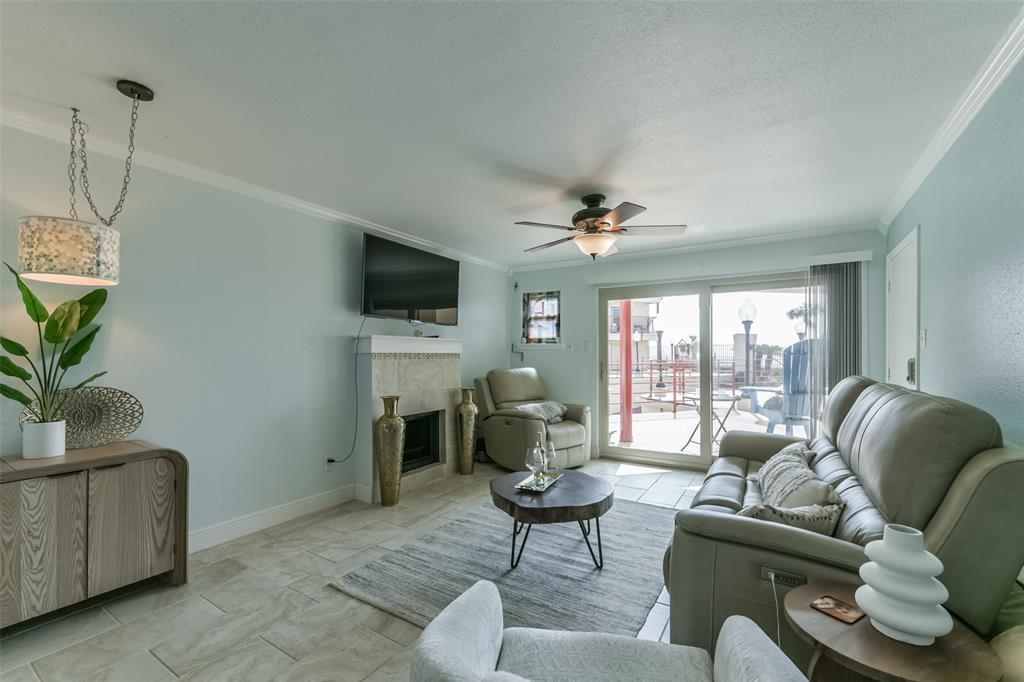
[783,582,1001,682]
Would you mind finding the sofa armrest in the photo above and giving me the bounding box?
[718,431,805,462]
[675,508,866,572]
[563,403,589,424]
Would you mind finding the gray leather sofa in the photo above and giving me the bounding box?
[475,367,591,470]
[665,376,1024,666]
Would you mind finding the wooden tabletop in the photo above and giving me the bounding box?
[0,440,179,483]
[784,582,1002,682]
[490,469,614,525]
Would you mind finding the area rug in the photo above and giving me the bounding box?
[330,498,676,636]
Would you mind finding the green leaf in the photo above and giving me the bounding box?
[70,371,106,390]
[0,356,31,381]
[4,263,48,322]
[77,289,108,327]
[43,300,81,344]
[0,383,32,406]
[58,325,100,369]
[0,336,29,357]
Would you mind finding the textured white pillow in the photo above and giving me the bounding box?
[758,443,840,508]
[737,503,844,536]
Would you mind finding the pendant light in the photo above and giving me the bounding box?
[19,80,154,286]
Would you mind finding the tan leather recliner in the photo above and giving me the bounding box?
[664,376,1024,667]
[475,367,591,471]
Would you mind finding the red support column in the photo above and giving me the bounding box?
[620,300,633,443]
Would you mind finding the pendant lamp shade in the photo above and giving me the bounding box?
[574,232,616,258]
[19,216,120,286]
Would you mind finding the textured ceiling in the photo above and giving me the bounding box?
[1,1,1020,266]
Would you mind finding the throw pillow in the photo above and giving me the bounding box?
[737,503,845,536]
[512,401,567,424]
[758,443,840,508]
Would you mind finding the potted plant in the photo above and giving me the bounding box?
[1,264,108,458]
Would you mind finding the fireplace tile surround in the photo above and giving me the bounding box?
[356,335,464,502]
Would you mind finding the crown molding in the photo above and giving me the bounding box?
[508,220,882,273]
[0,110,508,272]
[880,7,1024,228]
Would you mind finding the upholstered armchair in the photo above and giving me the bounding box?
[475,367,591,470]
[411,580,807,682]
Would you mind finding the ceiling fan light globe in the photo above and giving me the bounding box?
[574,232,616,258]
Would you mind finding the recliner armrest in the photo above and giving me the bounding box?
[675,508,866,572]
[563,403,589,424]
[718,431,805,462]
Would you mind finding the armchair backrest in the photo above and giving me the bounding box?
[410,580,504,682]
[713,615,807,682]
[482,368,548,409]
[781,339,813,417]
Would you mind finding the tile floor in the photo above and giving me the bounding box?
[0,458,697,681]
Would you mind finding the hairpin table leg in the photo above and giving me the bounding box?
[578,517,603,568]
[511,520,532,569]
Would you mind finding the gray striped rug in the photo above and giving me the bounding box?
[330,498,676,636]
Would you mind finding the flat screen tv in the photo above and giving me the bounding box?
[361,234,460,325]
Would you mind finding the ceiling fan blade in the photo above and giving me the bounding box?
[598,243,619,258]
[524,236,577,253]
[602,201,646,226]
[615,225,688,235]
[515,221,576,231]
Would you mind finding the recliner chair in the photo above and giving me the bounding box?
[475,367,591,470]
[665,376,1024,667]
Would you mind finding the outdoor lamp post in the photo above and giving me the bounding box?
[655,329,665,388]
[794,318,807,341]
[738,298,757,384]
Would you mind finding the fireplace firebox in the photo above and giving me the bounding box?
[401,410,442,473]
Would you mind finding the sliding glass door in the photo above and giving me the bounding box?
[599,274,805,468]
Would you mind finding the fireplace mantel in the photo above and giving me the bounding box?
[355,334,463,355]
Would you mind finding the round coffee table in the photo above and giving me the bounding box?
[784,581,1002,681]
[490,469,614,569]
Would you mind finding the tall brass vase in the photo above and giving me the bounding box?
[374,395,405,506]
[457,387,479,475]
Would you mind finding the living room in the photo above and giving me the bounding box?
[1,2,1022,681]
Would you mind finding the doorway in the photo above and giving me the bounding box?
[886,228,919,388]
[598,274,806,469]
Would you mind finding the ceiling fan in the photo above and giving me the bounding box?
[517,194,687,259]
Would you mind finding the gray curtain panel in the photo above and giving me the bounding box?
[806,262,861,437]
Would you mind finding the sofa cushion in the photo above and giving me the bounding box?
[510,400,566,424]
[836,383,1003,530]
[832,477,887,544]
[759,444,840,509]
[497,627,713,682]
[487,367,547,407]
[545,420,586,449]
[706,456,750,479]
[691,474,746,512]
[820,375,876,442]
[736,503,844,536]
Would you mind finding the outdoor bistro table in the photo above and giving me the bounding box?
[680,391,743,451]
[490,469,614,569]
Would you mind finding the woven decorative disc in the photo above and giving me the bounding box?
[20,386,144,449]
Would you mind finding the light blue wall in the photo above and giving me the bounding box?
[0,127,509,531]
[887,61,1024,444]
[507,230,888,449]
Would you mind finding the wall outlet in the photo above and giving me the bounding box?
[760,566,807,588]
[324,457,336,472]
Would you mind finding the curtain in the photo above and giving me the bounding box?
[806,262,861,437]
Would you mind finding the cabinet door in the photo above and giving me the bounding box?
[0,472,88,626]
[88,458,176,597]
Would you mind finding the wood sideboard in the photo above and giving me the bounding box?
[0,440,188,628]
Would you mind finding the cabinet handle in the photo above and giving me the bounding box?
[46,470,81,479]
[93,462,126,471]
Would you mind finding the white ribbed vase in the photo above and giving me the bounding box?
[855,524,953,646]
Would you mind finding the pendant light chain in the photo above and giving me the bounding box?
[66,95,140,227]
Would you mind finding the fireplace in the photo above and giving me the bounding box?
[402,410,442,473]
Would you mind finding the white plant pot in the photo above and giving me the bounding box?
[855,523,953,646]
[22,420,66,459]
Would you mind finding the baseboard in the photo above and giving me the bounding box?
[355,483,373,504]
[189,484,356,552]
